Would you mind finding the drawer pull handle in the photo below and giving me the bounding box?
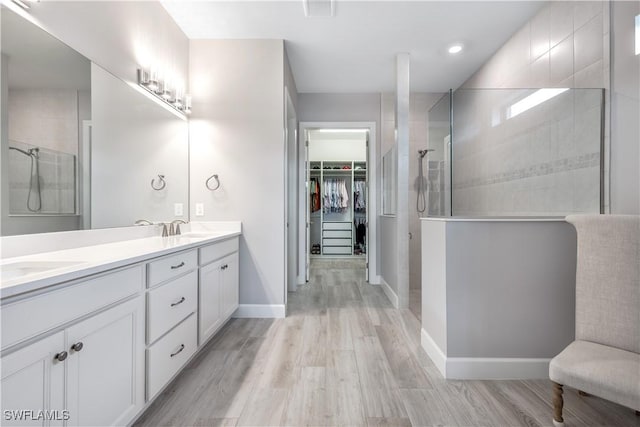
[55,351,68,362]
[171,262,185,270]
[171,297,186,307]
[71,342,84,352]
[170,344,185,358]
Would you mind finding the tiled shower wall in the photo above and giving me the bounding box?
[458,0,610,215]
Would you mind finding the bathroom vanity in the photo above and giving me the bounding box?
[0,224,241,426]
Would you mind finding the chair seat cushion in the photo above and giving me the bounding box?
[550,340,640,411]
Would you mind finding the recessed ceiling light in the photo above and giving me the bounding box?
[448,44,463,54]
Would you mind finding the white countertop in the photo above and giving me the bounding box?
[1,229,240,300]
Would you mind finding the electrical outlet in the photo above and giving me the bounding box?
[174,203,183,216]
[195,203,204,216]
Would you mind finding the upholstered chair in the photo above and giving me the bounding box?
[549,215,640,426]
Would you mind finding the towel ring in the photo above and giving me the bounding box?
[206,174,220,191]
[151,174,166,191]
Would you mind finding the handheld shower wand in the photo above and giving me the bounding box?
[417,149,435,213]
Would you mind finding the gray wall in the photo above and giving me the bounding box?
[610,1,640,214]
[422,219,577,359]
[189,39,286,308]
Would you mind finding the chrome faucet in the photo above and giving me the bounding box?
[134,219,154,226]
[170,220,188,236]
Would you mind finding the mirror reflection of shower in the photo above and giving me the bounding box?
[417,149,434,213]
[9,146,42,212]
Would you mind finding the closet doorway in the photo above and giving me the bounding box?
[299,123,377,284]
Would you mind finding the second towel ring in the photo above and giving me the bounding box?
[151,174,166,191]
[206,174,220,191]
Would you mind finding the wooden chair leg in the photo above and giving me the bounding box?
[578,390,589,397]
[552,381,564,426]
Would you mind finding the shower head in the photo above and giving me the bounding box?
[418,149,435,159]
[9,146,39,158]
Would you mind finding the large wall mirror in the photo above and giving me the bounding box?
[1,7,189,236]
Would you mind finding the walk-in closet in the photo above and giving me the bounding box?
[307,129,367,258]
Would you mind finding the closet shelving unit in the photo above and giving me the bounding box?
[309,160,367,257]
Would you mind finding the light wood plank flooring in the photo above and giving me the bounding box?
[135,259,639,427]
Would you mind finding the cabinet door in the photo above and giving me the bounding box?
[1,332,66,427]
[199,260,223,345]
[221,252,239,320]
[65,297,144,427]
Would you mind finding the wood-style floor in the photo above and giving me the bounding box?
[135,259,639,427]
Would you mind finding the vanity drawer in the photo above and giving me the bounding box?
[147,270,197,344]
[323,222,351,230]
[147,249,197,288]
[1,266,143,350]
[199,237,239,266]
[323,229,351,238]
[147,313,197,400]
[323,246,352,255]
[323,238,352,246]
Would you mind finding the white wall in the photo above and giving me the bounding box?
[25,1,189,90]
[308,138,366,161]
[610,1,640,214]
[189,39,286,310]
[90,64,189,228]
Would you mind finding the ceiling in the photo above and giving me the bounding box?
[1,7,91,90]
[162,0,544,93]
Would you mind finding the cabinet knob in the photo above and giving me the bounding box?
[171,297,186,307]
[71,342,84,352]
[55,351,68,362]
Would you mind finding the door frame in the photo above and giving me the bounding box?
[298,121,378,284]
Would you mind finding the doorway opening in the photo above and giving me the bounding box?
[299,123,377,285]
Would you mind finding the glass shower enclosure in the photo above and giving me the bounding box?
[426,88,604,217]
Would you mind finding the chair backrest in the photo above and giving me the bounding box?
[566,215,640,353]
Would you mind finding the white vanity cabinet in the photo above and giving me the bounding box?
[198,237,239,345]
[0,266,145,427]
[1,230,242,426]
[1,332,66,427]
[145,249,199,400]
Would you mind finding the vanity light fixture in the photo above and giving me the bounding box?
[448,44,463,54]
[137,68,191,116]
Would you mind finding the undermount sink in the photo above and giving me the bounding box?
[1,261,84,281]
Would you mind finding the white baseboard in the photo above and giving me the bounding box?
[421,328,447,377]
[380,277,399,308]
[420,328,550,380]
[233,304,285,318]
[369,274,381,285]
